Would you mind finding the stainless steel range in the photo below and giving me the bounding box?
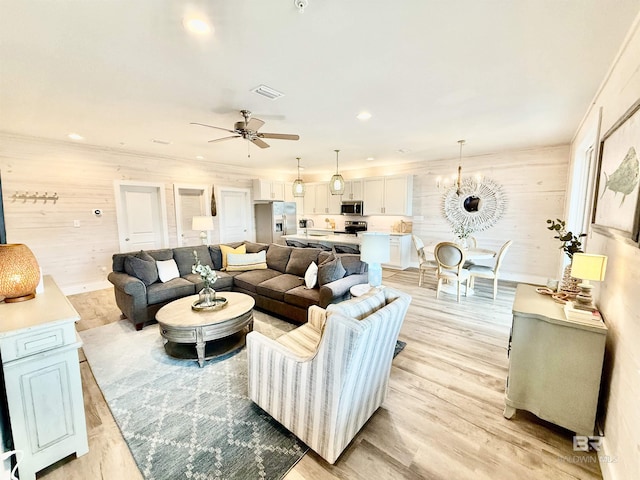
[334,220,367,235]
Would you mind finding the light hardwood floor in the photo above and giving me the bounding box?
[39,271,602,480]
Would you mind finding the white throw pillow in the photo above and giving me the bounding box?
[156,259,180,283]
[304,261,318,289]
[226,251,268,271]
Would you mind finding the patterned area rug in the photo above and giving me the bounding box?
[80,318,306,480]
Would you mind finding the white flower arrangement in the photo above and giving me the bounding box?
[452,223,474,239]
[192,250,218,288]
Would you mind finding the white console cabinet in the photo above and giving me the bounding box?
[0,276,88,480]
[504,284,607,435]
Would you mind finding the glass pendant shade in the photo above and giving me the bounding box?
[329,149,345,195]
[292,157,305,197]
[292,179,305,197]
[0,244,41,303]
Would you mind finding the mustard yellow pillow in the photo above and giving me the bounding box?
[220,244,246,270]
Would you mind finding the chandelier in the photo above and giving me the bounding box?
[292,157,305,197]
[456,139,465,196]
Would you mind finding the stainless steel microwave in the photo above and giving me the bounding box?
[341,201,363,215]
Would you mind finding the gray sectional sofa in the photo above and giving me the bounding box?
[108,241,368,330]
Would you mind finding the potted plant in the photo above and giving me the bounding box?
[546,219,586,293]
[192,250,218,306]
[452,223,474,249]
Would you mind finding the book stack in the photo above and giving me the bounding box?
[564,301,603,325]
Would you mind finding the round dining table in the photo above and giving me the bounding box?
[424,245,497,296]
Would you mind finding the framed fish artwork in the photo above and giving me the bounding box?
[592,98,640,243]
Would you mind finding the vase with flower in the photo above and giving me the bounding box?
[192,250,218,307]
[452,223,474,249]
[546,219,586,294]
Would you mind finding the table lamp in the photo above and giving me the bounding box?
[360,232,390,287]
[571,253,607,312]
[192,216,214,245]
[0,244,41,302]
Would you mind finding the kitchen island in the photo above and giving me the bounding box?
[282,232,412,269]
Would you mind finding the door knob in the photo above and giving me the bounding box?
[125,237,130,241]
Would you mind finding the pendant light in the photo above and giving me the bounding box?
[329,149,345,195]
[292,157,305,197]
[456,139,465,196]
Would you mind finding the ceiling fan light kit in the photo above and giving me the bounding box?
[191,109,299,150]
[293,157,305,197]
[329,149,345,195]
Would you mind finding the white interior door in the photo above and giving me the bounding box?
[114,181,169,252]
[174,185,209,246]
[218,187,251,243]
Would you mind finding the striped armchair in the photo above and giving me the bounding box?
[246,287,411,464]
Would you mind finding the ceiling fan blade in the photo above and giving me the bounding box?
[246,117,265,131]
[258,132,300,141]
[190,122,237,134]
[208,135,241,143]
[251,137,270,149]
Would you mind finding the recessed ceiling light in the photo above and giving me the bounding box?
[68,133,83,141]
[356,111,372,121]
[366,157,375,161]
[183,16,212,35]
[196,155,204,160]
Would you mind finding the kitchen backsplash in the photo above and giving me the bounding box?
[301,214,412,232]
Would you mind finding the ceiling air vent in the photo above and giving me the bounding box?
[251,84,285,100]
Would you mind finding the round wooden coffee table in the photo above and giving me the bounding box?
[156,292,255,367]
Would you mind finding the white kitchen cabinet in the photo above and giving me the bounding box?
[382,234,411,270]
[0,276,88,480]
[504,284,607,435]
[303,183,341,215]
[343,180,363,201]
[363,178,385,215]
[252,179,285,201]
[363,175,413,215]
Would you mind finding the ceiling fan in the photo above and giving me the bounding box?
[191,109,299,149]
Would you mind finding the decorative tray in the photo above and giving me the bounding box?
[192,297,228,312]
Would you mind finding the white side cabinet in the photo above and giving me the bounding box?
[504,284,607,435]
[0,276,88,480]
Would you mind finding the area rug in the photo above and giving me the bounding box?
[80,320,307,480]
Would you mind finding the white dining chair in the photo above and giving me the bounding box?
[412,235,438,287]
[434,242,470,303]
[468,240,513,299]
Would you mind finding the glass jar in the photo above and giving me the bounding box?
[199,286,216,307]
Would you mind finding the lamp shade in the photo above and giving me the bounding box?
[571,253,607,282]
[192,216,214,231]
[360,233,390,264]
[0,244,41,303]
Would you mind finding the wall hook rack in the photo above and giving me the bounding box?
[12,191,59,203]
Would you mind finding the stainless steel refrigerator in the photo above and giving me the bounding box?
[254,202,297,244]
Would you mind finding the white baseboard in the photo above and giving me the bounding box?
[61,280,112,296]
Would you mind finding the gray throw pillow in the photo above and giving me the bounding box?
[285,248,320,277]
[266,244,292,273]
[339,254,366,275]
[317,256,346,286]
[124,252,158,286]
